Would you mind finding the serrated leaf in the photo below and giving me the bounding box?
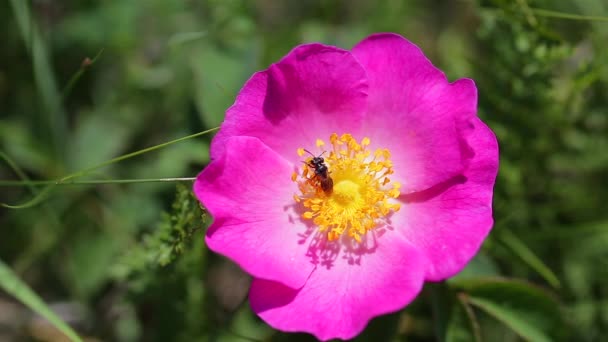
[109,184,206,284]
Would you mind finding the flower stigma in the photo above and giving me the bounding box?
[293,133,401,243]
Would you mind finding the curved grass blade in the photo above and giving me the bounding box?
[467,296,551,342]
[0,259,83,342]
[499,229,561,289]
[457,293,482,342]
[9,0,68,159]
[453,277,563,342]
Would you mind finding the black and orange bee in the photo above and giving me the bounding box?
[303,149,333,195]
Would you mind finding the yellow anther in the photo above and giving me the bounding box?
[292,133,401,243]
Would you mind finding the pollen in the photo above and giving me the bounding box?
[294,133,401,243]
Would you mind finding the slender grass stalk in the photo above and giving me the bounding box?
[457,293,482,342]
[9,0,68,161]
[0,177,196,186]
[0,151,68,285]
[1,127,218,209]
[499,229,561,289]
[62,49,105,100]
[530,7,608,22]
[58,127,218,183]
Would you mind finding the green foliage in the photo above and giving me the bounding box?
[1,0,608,341]
[452,277,565,341]
[0,259,83,342]
[111,184,207,288]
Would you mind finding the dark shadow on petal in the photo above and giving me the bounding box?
[262,64,293,125]
[250,278,299,312]
[400,174,467,203]
[283,162,396,270]
[284,197,386,270]
[341,233,378,266]
[307,231,341,269]
[205,218,224,236]
[457,118,477,168]
[283,198,343,269]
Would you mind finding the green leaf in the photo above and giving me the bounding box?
[453,277,564,342]
[0,259,83,342]
[467,297,551,342]
[191,41,258,127]
[9,0,68,160]
[65,232,122,299]
[429,282,452,341]
[449,252,500,282]
[110,184,207,284]
[67,113,131,171]
[446,298,479,342]
[499,229,561,289]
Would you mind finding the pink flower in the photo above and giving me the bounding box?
[194,33,498,340]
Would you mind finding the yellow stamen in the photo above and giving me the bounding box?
[293,133,401,243]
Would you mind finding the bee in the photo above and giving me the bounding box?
[303,149,333,195]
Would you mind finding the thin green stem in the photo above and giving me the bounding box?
[429,282,450,342]
[0,177,196,186]
[62,49,104,100]
[530,7,608,22]
[58,127,218,183]
[517,0,538,27]
[458,293,482,342]
[1,127,218,209]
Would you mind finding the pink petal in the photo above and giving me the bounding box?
[194,136,315,289]
[211,44,368,162]
[352,33,478,193]
[250,234,426,340]
[396,117,499,280]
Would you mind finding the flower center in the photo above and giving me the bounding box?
[333,180,361,206]
[293,133,401,243]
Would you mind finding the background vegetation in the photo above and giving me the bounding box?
[1,0,607,341]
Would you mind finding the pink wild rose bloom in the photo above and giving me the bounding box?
[194,33,498,340]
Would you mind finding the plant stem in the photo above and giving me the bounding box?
[530,7,608,21]
[0,177,196,186]
[1,127,218,209]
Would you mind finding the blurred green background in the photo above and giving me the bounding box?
[1,0,607,341]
